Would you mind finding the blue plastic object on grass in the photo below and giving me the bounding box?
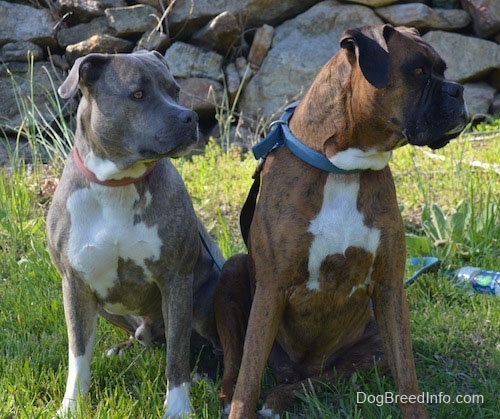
[453,267,500,296]
[404,257,440,288]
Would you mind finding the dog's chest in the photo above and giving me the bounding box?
[306,175,380,291]
[66,185,162,300]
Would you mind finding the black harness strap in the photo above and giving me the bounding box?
[239,161,263,247]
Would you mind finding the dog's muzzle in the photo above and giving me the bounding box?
[405,80,469,150]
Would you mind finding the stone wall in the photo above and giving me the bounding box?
[1,0,499,147]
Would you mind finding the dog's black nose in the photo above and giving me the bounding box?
[179,109,198,125]
[443,82,463,99]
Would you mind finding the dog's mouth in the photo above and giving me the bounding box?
[136,131,199,160]
[428,119,468,149]
[165,143,196,158]
[138,141,197,160]
[426,136,452,150]
[403,116,468,150]
[404,131,452,150]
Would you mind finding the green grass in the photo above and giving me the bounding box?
[1,80,499,417]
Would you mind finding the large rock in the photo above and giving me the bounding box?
[164,42,224,81]
[0,1,55,47]
[248,25,274,72]
[463,82,497,119]
[177,78,224,119]
[105,5,160,36]
[56,17,115,48]
[238,2,383,120]
[59,0,127,21]
[423,31,500,82]
[0,62,65,133]
[345,0,398,6]
[0,42,44,62]
[460,0,500,38]
[375,3,471,31]
[191,12,243,56]
[168,0,319,38]
[135,30,170,53]
[65,34,134,64]
[490,94,500,115]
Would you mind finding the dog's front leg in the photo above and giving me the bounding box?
[372,282,428,419]
[161,273,193,419]
[58,278,98,417]
[229,282,285,419]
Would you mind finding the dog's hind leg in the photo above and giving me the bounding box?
[214,254,253,413]
[332,316,388,376]
[99,310,166,355]
[98,308,141,336]
[98,309,141,356]
[262,317,388,416]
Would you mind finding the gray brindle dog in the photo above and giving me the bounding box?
[47,51,223,418]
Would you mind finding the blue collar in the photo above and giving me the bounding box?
[252,101,363,175]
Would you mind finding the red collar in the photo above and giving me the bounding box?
[72,148,157,187]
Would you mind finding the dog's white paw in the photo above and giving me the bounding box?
[258,405,280,419]
[163,382,192,418]
[54,398,76,418]
[105,346,124,357]
[222,403,231,416]
[105,336,135,357]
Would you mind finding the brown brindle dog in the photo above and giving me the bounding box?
[215,25,468,418]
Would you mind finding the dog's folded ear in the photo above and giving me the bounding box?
[58,53,110,99]
[134,49,170,69]
[340,24,395,89]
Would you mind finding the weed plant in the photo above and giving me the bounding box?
[0,65,498,418]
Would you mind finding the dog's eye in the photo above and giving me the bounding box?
[132,90,144,100]
[413,67,425,76]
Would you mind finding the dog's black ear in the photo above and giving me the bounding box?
[340,24,395,89]
[58,53,110,99]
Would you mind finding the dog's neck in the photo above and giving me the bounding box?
[72,147,157,187]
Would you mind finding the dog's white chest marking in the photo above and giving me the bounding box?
[85,151,150,180]
[329,147,391,171]
[307,175,380,291]
[66,185,162,299]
